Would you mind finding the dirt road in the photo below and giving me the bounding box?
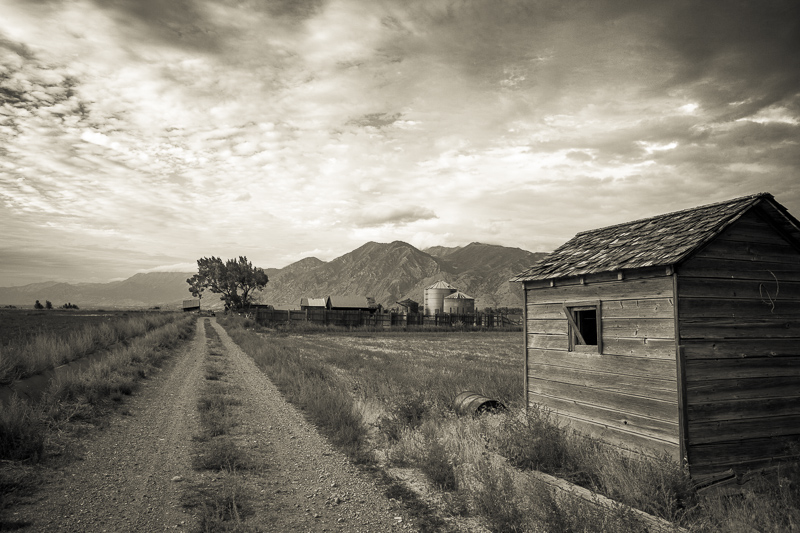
[10,318,418,532]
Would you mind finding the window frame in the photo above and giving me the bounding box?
[563,301,602,354]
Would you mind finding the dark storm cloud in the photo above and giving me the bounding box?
[84,0,223,51]
[379,0,799,120]
[87,0,328,52]
[347,112,402,129]
[354,205,437,228]
[0,36,89,138]
[651,1,800,119]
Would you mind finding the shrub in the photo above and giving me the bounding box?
[377,393,429,443]
[418,433,458,491]
[192,437,252,471]
[0,397,45,462]
[471,459,528,532]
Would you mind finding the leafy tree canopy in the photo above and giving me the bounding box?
[186,273,206,300]
[191,256,268,310]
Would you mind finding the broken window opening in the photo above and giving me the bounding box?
[564,302,602,354]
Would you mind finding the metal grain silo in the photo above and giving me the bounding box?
[443,291,475,314]
[424,281,457,315]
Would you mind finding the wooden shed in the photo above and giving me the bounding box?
[182,299,201,312]
[510,193,800,480]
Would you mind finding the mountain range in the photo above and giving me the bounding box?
[0,242,547,310]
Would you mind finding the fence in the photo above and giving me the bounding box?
[252,308,521,329]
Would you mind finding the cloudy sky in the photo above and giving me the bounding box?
[1,0,799,286]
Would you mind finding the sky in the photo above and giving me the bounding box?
[1,0,799,286]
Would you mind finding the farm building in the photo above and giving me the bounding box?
[396,298,420,314]
[328,295,378,312]
[510,193,800,480]
[444,291,475,314]
[182,299,200,312]
[300,297,330,310]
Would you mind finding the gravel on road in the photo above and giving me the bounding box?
[10,318,420,532]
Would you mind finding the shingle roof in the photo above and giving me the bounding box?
[511,193,799,282]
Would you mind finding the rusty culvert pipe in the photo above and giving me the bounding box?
[454,391,507,416]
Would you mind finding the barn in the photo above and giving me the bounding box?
[510,193,800,480]
[182,299,200,312]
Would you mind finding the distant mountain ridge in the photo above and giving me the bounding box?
[0,242,547,310]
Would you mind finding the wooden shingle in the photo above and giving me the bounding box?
[511,193,800,282]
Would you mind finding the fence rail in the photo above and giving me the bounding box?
[253,308,520,329]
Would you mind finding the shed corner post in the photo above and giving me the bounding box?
[522,281,529,413]
[672,270,690,469]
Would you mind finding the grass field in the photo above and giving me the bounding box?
[222,317,800,533]
[0,309,148,345]
[0,309,183,383]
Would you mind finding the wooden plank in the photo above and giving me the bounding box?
[602,318,675,339]
[689,435,800,466]
[526,318,567,335]
[601,336,676,359]
[679,298,800,318]
[680,317,800,339]
[532,391,679,443]
[524,279,553,290]
[715,211,793,245]
[678,277,800,300]
[685,356,800,380]
[527,348,677,379]
[528,377,678,423]
[527,303,567,320]
[678,257,800,282]
[552,271,619,286]
[529,299,675,319]
[690,455,800,478]
[673,274,689,467]
[688,414,800,444]
[682,338,800,359]
[523,287,529,410]
[516,464,687,533]
[539,410,681,458]
[686,396,800,422]
[528,362,676,402]
[526,277,674,303]
[601,298,674,319]
[685,376,800,402]
[529,333,568,351]
[693,239,800,264]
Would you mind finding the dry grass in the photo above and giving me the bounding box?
[0,312,183,383]
[186,320,256,533]
[0,316,194,462]
[219,316,800,532]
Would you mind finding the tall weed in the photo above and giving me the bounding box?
[0,396,45,461]
[0,312,183,383]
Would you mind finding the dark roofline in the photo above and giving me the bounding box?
[510,192,797,283]
[574,192,772,237]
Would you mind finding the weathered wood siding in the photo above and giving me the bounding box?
[677,209,800,476]
[524,270,680,458]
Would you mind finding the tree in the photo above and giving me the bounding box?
[34,300,44,310]
[192,256,268,310]
[45,300,53,309]
[186,273,206,308]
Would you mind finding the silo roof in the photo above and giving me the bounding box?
[426,280,456,290]
[444,291,473,300]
